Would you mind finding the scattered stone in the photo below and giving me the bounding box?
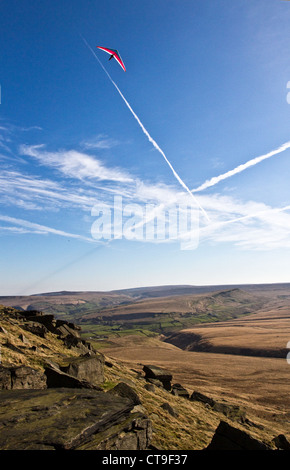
[19,333,29,344]
[212,402,246,421]
[240,416,264,430]
[144,383,155,393]
[161,402,179,418]
[190,390,215,407]
[190,390,246,421]
[108,382,141,405]
[146,378,165,388]
[171,383,190,399]
[0,325,8,334]
[105,360,114,368]
[273,434,290,450]
[206,420,270,450]
[143,365,172,391]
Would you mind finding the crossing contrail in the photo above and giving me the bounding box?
[81,35,210,222]
[192,141,290,193]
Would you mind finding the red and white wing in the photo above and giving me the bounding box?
[113,53,126,72]
[97,46,115,56]
[97,46,126,72]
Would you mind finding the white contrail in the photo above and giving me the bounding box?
[81,35,210,222]
[192,141,290,193]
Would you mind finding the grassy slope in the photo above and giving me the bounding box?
[100,334,290,448]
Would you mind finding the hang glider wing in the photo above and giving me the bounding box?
[97,46,126,72]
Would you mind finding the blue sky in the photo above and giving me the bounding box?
[1,0,290,295]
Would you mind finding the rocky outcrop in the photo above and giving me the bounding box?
[143,365,172,391]
[59,354,105,385]
[0,306,153,450]
[0,354,105,391]
[44,363,102,390]
[20,312,57,333]
[61,334,94,354]
[0,388,152,450]
[206,420,270,450]
[21,321,49,338]
[0,307,104,391]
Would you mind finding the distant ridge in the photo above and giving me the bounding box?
[1,282,290,300]
[109,282,290,298]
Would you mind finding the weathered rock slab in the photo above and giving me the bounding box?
[44,363,101,389]
[59,354,104,385]
[0,388,152,450]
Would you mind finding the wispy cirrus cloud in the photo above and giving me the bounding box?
[2,160,290,251]
[0,122,288,252]
[190,194,290,250]
[20,144,133,183]
[80,134,119,150]
[0,170,100,212]
[0,215,95,242]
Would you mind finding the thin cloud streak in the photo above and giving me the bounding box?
[0,215,95,242]
[81,134,119,150]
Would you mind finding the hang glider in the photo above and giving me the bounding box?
[97,46,126,72]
